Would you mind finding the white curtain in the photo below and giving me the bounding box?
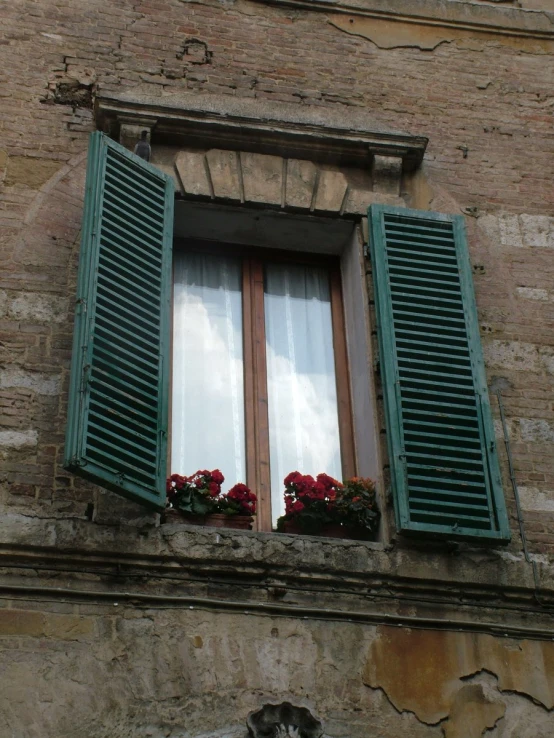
[172,251,246,487]
[265,262,342,523]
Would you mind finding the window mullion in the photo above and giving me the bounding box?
[250,257,272,531]
[242,257,258,525]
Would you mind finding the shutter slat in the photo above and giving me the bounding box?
[394,309,467,327]
[91,364,158,404]
[98,259,161,303]
[389,264,461,282]
[100,248,162,290]
[403,397,477,414]
[408,484,491,502]
[103,169,166,211]
[395,333,471,351]
[94,344,159,384]
[105,157,166,196]
[100,230,163,272]
[103,196,165,240]
[388,249,458,264]
[369,204,510,542]
[65,132,173,510]
[87,417,158,462]
[96,278,161,330]
[410,498,491,514]
[404,429,482,447]
[385,228,456,243]
[408,451,484,469]
[396,347,471,366]
[102,209,163,250]
[104,180,165,228]
[89,394,157,433]
[400,376,477,391]
[93,353,159,398]
[94,324,160,370]
[91,380,157,422]
[95,308,160,349]
[94,332,159,375]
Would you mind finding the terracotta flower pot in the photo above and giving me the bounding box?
[162,509,253,530]
[281,520,371,540]
[203,513,253,530]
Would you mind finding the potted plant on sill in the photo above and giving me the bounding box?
[276,472,379,541]
[164,470,256,530]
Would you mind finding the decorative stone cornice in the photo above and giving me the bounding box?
[95,92,428,172]
[252,0,554,41]
[1,515,553,638]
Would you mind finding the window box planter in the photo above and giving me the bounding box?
[276,473,380,541]
[163,509,254,530]
[281,520,373,541]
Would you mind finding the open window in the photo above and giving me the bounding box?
[171,243,355,529]
[65,132,510,543]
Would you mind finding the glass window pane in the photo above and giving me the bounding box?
[264,262,342,525]
[172,251,246,487]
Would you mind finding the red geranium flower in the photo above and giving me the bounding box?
[211,469,224,485]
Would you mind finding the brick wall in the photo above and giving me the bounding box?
[1,0,553,552]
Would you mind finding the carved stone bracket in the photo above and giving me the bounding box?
[247,703,323,738]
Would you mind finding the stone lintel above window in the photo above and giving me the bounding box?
[95,91,428,173]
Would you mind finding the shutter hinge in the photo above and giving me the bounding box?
[75,297,87,314]
[80,364,91,393]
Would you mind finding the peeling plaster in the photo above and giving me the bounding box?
[363,627,554,727]
[328,15,554,54]
[328,16,454,50]
[443,682,505,738]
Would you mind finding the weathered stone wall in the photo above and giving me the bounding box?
[1,600,554,738]
[1,516,554,736]
[1,0,554,735]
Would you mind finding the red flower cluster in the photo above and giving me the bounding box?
[167,469,224,500]
[277,471,379,537]
[167,470,257,518]
[225,483,257,515]
[283,471,343,514]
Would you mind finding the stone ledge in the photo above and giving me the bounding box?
[0,513,552,607]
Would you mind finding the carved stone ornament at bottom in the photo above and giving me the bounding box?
[247,702,323,738]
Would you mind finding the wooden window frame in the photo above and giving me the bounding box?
[172,239,356,531]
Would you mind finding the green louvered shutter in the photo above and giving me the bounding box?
[369,205,510,542]
[64,132,173,510]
